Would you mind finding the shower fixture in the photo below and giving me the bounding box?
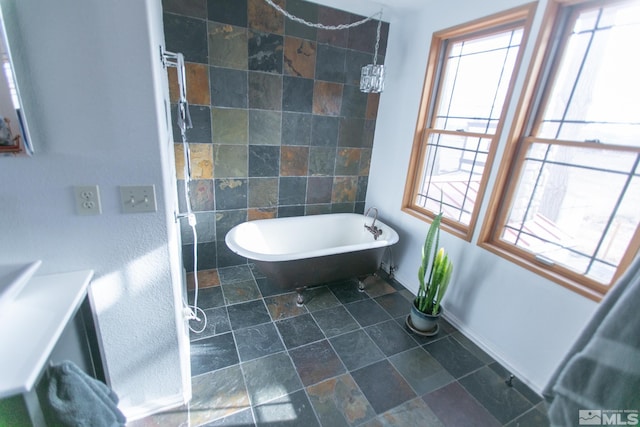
[161,46,207,334]
[161,48,192,136]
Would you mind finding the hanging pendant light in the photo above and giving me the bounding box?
[262,0,385,93]
[360,15,384,93]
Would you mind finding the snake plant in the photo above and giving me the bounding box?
[416,212,454,316]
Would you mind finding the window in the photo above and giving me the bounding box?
[1,55,18,108]
[403,5,536,240]
[481,0,640,300]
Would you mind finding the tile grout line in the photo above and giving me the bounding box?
[242,266,317,424]
[187,265,542,426]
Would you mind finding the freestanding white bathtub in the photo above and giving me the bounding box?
[225,213,399,304]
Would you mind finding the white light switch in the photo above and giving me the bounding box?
[120,185,157,213]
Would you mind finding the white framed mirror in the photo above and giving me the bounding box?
[0,6,33,156]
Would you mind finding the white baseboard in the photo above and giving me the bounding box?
[391,273,545,395]
[121,392,189,423]
[442,309,545,396]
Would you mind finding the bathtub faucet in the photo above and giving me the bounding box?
[364,207,382,240]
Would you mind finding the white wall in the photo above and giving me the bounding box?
[0,0,189,419]
[367,0,599,393]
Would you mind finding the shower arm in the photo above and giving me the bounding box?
[161,47,193,181]
[162,49,192,133]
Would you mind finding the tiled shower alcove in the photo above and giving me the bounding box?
[163,0,390,271]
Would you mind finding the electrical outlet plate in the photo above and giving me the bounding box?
[120,185,157,213]
[74,185,102,215]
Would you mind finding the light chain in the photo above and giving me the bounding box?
[263,0,382,31]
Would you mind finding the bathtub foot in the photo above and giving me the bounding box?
[295,287,306,306]
[358,278,366,292]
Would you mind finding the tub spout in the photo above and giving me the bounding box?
[364,207,382,240]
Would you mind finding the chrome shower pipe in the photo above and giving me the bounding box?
[162,48,192,134]
[161,47,193,180]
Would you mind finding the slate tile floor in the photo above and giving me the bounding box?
[129,265,549,427]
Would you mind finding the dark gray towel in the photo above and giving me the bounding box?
[543,255,640,426]
[44,361,126,427]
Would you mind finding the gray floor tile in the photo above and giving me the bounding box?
[344,299,391,327]
[439,317,456,335]
[365,320,418,357]
[249,263,266,279]
[423,381,501,427]
[351,360,417,414]
[255,277,287,298]
[289,340,346,386]
[303,286,342,311]
[189,286,225,310]
[218,264,254,283]
[397,316,448,345]
[312,305,360,337]
[227,300,272,330]
[451,331,495,364]
[360,397,444,427]
[505,406,550,427]
[382,273,407,291]
[458,366,533,424]
[190,365,250,425]
[241,352,303,406]
[389,347,455,396]
[203,408,255,426]
[264,293,308,321]
[222,279,262,305]
[329,280,370,304]
[191,332,239,376]
[190,306,230,341]
[488,362,543,405]
[398,289,415,302]
[330,329,385,371]
[253,389,320,427]
[126,405,189,427]
[234,322,285,362]
[425,336,484,378]
[361,274,397,298]
[374,292,411,318]
[306,373,376,427]
[275,313,325,349]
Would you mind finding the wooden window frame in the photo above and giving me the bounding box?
[479,0,640,302]
[402,3,537,241]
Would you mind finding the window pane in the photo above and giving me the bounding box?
[538,3,640,146]
[416,133,490,225]
[574,8,599,32]
[1,56,18,108]
[599,1,640,27]
[434,28,523,133]
[540,120,640,147]
[539,33,590,132]
[460,30,519,55]
[502,142,640,284]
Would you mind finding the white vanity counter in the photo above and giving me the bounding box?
[0,269,94,399]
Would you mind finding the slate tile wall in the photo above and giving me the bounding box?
[164,0,389,270]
